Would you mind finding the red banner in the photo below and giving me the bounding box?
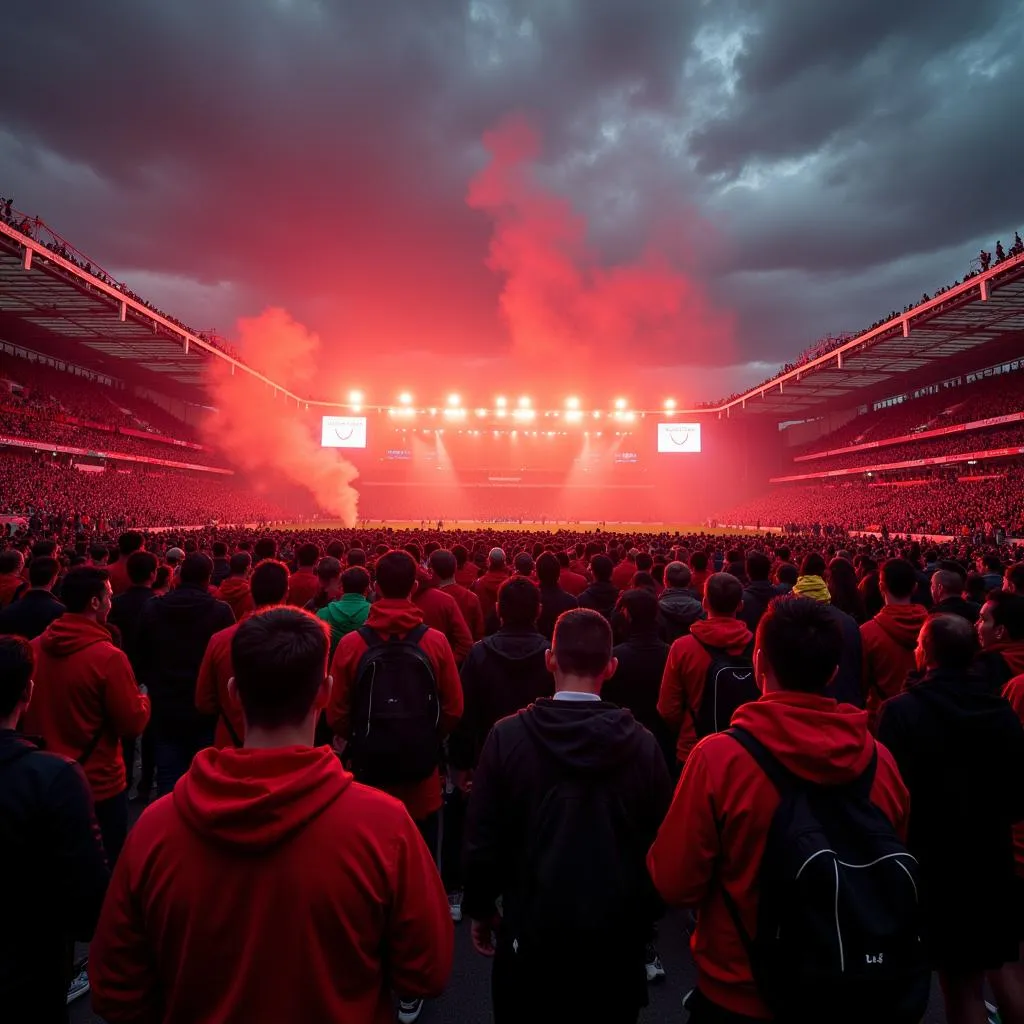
[0,435,232,475]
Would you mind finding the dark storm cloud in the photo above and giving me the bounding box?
[1,0,1022,388]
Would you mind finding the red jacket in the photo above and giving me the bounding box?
[23,615,150,802]
[90,745,453,1024]
[558,567,588,596]
[414,584,473,662]
[860,603,929,726]
[990,641,1024,679]
[107,558,132,598]
[195,621,245,749]
[657,616,753,766]
[215,576,254,622]
[612,559,636,591]
[1004,674,1024,877]
[455,564,480,588]
[472,569,509,624]
[327,599,463,821]
[438,581,484,642]
[286,567,318,609]
[0,572,26,608]
[648,691,909,1019]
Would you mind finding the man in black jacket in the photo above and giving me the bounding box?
[136,552,234,796]
[929,568,980,626]
[878,614,1024,1024]
[0,635,109,1023]
[536,552,578,639]
[577,553,620,621]
[657,561,704,642]
[463,608,672,1024]
[0,555,63,639]
[738,551,779,633]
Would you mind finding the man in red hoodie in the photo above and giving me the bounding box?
[286,541,319,608]
[977,590,1024,691]
[648,597,911,1022]
[195,560,290,749]
[473,548,509,626]
[90,606,453,1024]
[860,558,929,727]
[214,552,254,622]
[429,548,484,642]
[0,548,27,607]
[657,572,754,768]
[22,566,150,865]
[414,568,474,663]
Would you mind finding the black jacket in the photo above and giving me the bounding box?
[657,587,704,643]
[824,603,864,708]
[738,580,780,633]
[463,698,672,999]
[577,580,619,620]
[0,589,64,640]
[450,629,553,770]
[607,631,674,767]
[136,584,235,743]
[0,731,109,1023]
[877,669,1024,964]
[537,584,578,639]
[107,585,155,674]
[930,595,981,625]
[211,556,231,588]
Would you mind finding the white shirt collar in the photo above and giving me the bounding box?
[553,690,602,702]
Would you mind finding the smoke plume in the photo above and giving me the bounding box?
[467,114,733,380]
[202,307,359,524]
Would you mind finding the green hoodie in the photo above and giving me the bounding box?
[317,594,371,658]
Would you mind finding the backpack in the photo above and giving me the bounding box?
[348,624,440,787]
[721,726,929,1024]
[694,640,758,737]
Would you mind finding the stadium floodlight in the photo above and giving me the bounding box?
[399,391,413,405]
[448,393,461,407]
[664,398,676,410]
[348,389,363,406]
[565,396,580,410]
[513,407,536,422]
[517,396,531,408]
[495,395,508,408]
[614,398,628,410]
[475,408,487,417]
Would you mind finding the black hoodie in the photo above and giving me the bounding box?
[577,580,619,621]
[878,669,1024,963]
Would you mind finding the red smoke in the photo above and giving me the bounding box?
[202,308,359,524]
[467,114,733,383]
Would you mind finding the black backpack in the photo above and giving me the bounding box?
[348,624,440,787]
[721,726,929,1024]
[694,640,758,737]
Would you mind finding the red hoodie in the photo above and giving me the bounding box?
[612,558,636,591]
[472,568,509,624]
[23,614,150,802]
[414,584,473,662]
[989,641,1024,680]
[286,566,318,609]
[215,576,254,622]
[438,581,484,642]
[195,620,246,749]
[648,691,909,1019]
[558,567,588,596]
[657,616,753,766]
[1003,674,1024,877]
[327,598,463,821]
[860,603,929,726]
[455,563,480,589]
[0,572,26,608]
[107,558,132,598]
[89,745,453,1024]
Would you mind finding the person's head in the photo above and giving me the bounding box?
[536,551,560,587]
[27,556,58,591]
[212,541,228,559]
[1004,563,1024,595]
[341,567,370,596]
[977,590,1024,650]
[375,550,418,599]
[117,531,144,557]
[635,552,653,574]
[229,552,252,578]
[800,552,827,579]
[0,634,34,727]
[61,566,112,623]
[590,553,613,583]
[497,577,541,629]
[126,550,159,587]
[691,551,708,573]
[617,587,658,633]
[452,544,468,568]
[347,548,367,567]
[513,552,535,577]
[982,553,1003,575]
[165,547,185,568]
[428,549,457,583]
[755,596,842,695]
[704,572,743,618]
[0,550,24,576]
[296,542,319,569]
[316,555,342,588]
[179,552,213,587]
[250,559,290,609]
[153,566,172,593]
[665,561,692,590]
[917,614,975,674]
[488,547,506,572]
[746,551,772,583]
[931,568,964,605]
[546,609,617,692]
[254,537,277,564]
[880,558,917,605]
[630,570,657,592]
[88,544,109,566]
[228,608,330,737]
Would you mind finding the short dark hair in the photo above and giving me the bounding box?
[117,531,144,555]
[28,556,58,589]
[126,550,159,585]
[757,596,843,694]
[1006,563,1024,592]
[746,551,772,582]
[296,542,319,568]
[231,608,328,729]
[316,556,342,583]
[212,541,228,558]
[254,538,277,564]
[341,567,370,595]
[777,563,798,587]
[536,552,560,586]
[0,550,23,575]
[705,572,743,615]
[691,551,708,572]
[921,615,974,673]
[88,544,109,564]
[985,590,1024,641]
[61,566,109,613]
[154,566,172,590]
[635,552,653,573]
[429,549,457,580]
[618,587,658,629]
[251,560,290,607]
[984,553,1003,573]
[590,554,613,582]
[881,558,917,600]
[452,544,468,568]
[800,552,827,578]
[665,561,692,589]
[347,548,367,567]
[514,552,535,576]
[932,569,963,596]
[497,577,540,628]
[551,608,613,677]
[376,550,418,599]
[229,552,252,576]
[180,552,214,586]
[0,634,34,717]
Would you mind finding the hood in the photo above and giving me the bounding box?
[988,641,1024,677]
[174,745,351,851]
[518,699,647,774]
[731,690,874,784]
[744,580,779,599]
[792,574,831,603]
[873,603,929,650]
[483,628,549,661]
[320,594,370,631]
[217,577,251,599]
[689,616,753,654]
[365,597,424,636]
[0,729,38,768]
[583,580,619,598]
[909,668,1019,729]
[659,588,704,622]
[39,613,112,658]
[155,583,221,622]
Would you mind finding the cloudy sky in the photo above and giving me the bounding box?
[3,0,1022,405]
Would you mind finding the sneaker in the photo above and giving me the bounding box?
[644,944,666,984]
[447,890,463,923]
[397,998,424,1024]
[67,962,90,1004]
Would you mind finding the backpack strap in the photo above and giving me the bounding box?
[727,725,794,794]
[402,623,429,645]
[357,625,384,649]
